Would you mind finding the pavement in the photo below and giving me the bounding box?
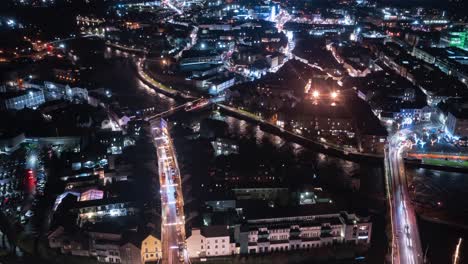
[387,132,424,264]
[152,120,189,264]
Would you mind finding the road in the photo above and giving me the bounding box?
[137,58,197,100]
[144,98,204,121]
[151,119,188,264]
[387,132,424,264]
[163,0,183,15]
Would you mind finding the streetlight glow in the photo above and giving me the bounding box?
[331,91,338,99]
[312,90,319,98]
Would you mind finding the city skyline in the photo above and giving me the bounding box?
[0,0,467,264]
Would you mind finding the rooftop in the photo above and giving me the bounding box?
[0,88,42,100]
[200,225,230,238]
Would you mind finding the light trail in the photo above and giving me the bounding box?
[453,238,462,264]
[153,118,188,263]
[387,131,423,264]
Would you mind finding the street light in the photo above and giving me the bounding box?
[331,91,338,99]
[312,90,319,98]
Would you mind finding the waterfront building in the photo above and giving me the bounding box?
[186,225,238,258]
[186,210,372,259]
[211,138,239,156]
[0,88,45,110]
[241,211,371,254]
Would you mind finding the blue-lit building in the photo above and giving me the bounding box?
[252,4,279,21]
[0,88,45,110]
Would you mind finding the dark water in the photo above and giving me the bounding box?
[68,38,176,111]
[418,219,467,264]
[223,115,385,198]
[408,168,468,217]
[407,167,468,264]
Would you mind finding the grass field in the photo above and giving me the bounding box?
[422,158,468,168]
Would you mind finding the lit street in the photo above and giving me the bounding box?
[152,118,188,264]
[387,132,423,264]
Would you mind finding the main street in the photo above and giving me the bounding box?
[387,132,423,264]
[151,118,188,264]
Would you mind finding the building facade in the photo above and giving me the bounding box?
[242,211,371,254]
[120,242,141,264]
[446,110,468,138]
[186,225,237,258]
[0,88,45,110]
[76,200,137,227]
[140,234,163,263]
[187,211,371,260]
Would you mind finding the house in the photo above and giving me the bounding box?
[120,241,141,264]
[186,225,237,258]
[141,234,163,263]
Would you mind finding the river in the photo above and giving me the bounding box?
[60,38,468,263]
[407,167,468,263]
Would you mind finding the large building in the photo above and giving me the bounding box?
[241,211,371,254]
[193,72,236,95]
[0,88,45,110]
[186,225,237,258]
[446,108,468,138]
[412,46,468,86]
[440,26,468,50]
[48,227,150,264]
[186,210,372,259]
[75,199,138,227]
[211,138,239,156]
[277,104,355,136]
[179,50,223,68]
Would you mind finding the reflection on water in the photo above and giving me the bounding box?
[70,38,176,111]
[225,115,287,149]
[254,124,265,145]
[406,167,468,263]
[407,168,468,215]
[418,219,467,264]
[223,113,381,195]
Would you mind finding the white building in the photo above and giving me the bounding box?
[186,211,371,260]
[0,88,45,110]
[241,211,371,254]
[91,239,122,263]
[186,225,238,258]
[211,138,239,156]
[141,234,162,263]
[75,200,137,227]
[209,75,236,95]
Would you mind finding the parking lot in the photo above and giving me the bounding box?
[0,145,47,229]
